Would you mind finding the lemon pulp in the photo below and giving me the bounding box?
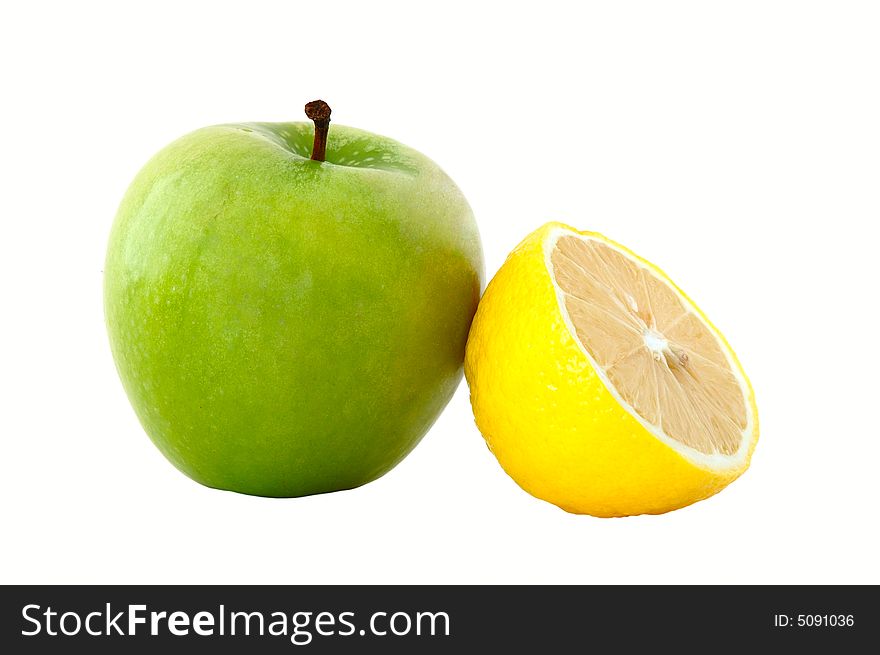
[549,232,750,462]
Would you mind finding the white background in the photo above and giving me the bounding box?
[1,1,878,584]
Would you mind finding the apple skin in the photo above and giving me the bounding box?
[104,121,483,497]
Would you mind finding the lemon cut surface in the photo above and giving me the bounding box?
[464,223,758,517]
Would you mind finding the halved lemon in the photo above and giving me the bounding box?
[464,222,758,517]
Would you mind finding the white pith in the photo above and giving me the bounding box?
[544,227,755,472]
[643,329,669,357]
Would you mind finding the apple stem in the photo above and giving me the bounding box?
[305,100,332,162]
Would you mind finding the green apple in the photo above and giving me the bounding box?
[104,101,483,497]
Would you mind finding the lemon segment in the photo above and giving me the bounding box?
[464,222,758,517]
